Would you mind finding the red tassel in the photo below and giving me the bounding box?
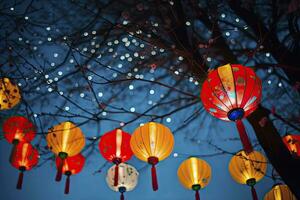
[195,190,200,200]
[251,186,258,200]
[64,175,70,194]
[236,120,253,153]
[56,159,63,182]
[120,192,125,200]
[9,144,17,164]
[151,164,158,191]
[114,164,119,186]
[16,171,24,190]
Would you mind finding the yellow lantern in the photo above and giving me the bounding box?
[229,150,267,200]
[106,163,139,200]
[46,121,85,181]
[130,122,174,191]
[0,78,21,110]
[264,184,296,200]
[177,157,211,200]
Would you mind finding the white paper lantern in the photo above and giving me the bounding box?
[106,163,139,200]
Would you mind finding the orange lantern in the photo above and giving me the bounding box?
[229,150,267,200]
[264,184,296,200]
[282,134,300,157]
[56,153,85,194]
[10,143,39,189]
[0,78,21,110]
[130,122,174,191]
[177,157,212,200]
[46,121,85,181]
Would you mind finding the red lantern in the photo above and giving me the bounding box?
[3,116,36,144]
[283,134,300,157]
[99,129,133,186]
[56,154,85,194]
[201,64,262,153]
[10,142,39,190]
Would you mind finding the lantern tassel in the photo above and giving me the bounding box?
[195,190,200,200]
[56,159,63,182]
[114,164,119,186]
[120,192,125,200]
[16,171,24,190]
[251,186,258,200]
[64,175,70,194]
[151,164,158,191]
[236,120,253,153]
[9,144,17,164]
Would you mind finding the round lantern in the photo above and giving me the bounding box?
[0,78,21,110]
[264,184,296,200]
[177,157,212,200]
[229,150,267,200]
[282,134,300,157]
[3,116,36,144]
[56,153,85,194]
[130,122,174,191]
[10,142,39,189]
[106,163,139,200]
[201,64,262,153]
[46,121,85,181]
[99,129,133,186]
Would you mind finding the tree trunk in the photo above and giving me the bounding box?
[247,105,300,198]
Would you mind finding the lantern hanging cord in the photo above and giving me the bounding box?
[236,120,253,153]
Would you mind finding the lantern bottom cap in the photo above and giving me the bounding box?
[58,152,68,159]
[119,186,126,193]
[148,156,159,165]
[246,178,256,186]
[192,184,201,191]
[228,108,245,121]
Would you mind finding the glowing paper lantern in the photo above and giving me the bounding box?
[201,64,262,153]
[229,150,267,200]
[177,157,212,200]
[46,121,85,181]
[106,163,139,200]
[264,184,296,200]
[130,122,174,191]
[0,78,21,110]
[3,116,36,144]
[99,129,133,186]
[10,143,39,189]
[56,153,85,194]
[282,134,300,157]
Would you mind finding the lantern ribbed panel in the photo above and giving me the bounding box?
[10,143,39,170]
[46,121,85,156]
[264,185,297,200]
[0,78,21,110]
[106,163,139,192]
[228,150,267,185]
[200,64,262,121]
[130,122,174,162]
[177,157,211,190]
[3,116,36,144]
[56,154,85,175]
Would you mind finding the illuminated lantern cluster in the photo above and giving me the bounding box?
[10,143,39,189]
[106,163,139,200]
[46,121,85,182]
[282,134,300,157]
[0,78,21,110]
[99,129,133,186]
[229,150,267,200]
[2,116,38,190]
[130,122,175,191]
[264,184,296,200]
[201,64,262,153]
[177,157,211,200]
[56,153,85,194]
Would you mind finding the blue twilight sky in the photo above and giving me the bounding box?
[1,0,299,200]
